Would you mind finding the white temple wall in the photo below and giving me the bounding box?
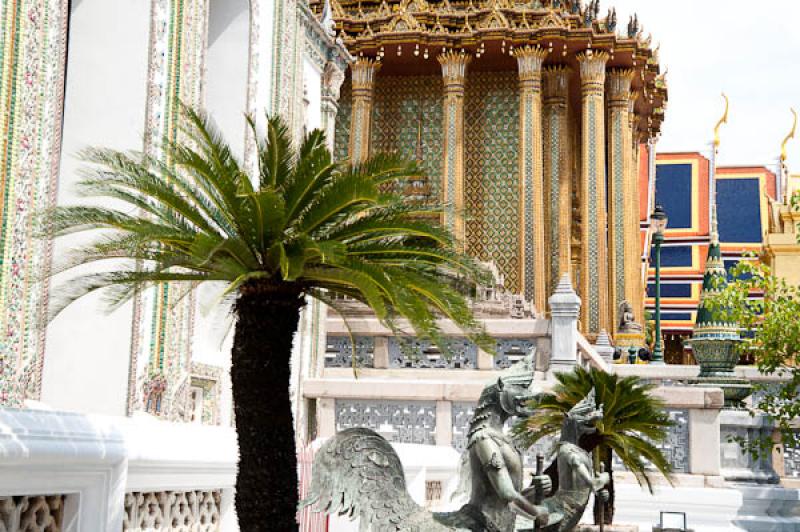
[205,0,249,159]
[41,0,150,416]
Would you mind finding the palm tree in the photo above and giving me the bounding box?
[514,367,674,525]
[46,107,492,530]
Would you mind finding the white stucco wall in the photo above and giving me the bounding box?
[205,0,249,159]
[41,0,149,416]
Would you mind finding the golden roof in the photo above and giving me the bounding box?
[313,0,667,138]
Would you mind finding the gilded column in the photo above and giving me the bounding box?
[543,66,571,296]
[438,51,472,243]
[577,51,610,339]
[348,58,381,163]
[629,95,645,323]
[606,69,636,331]
[515,46,549,311]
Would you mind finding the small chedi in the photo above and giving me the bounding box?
[303,354,609,531]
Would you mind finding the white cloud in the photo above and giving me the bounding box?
[606,0,800,169]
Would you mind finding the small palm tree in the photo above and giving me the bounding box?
[514,367,674,525]
[46,107,491,530]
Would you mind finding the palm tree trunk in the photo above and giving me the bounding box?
[231,284,305,531]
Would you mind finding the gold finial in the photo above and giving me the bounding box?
[780,108,797,163]
[713,93,729,149]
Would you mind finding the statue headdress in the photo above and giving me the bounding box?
[498,347,536,389]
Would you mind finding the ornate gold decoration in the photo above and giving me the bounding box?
[780,107,797,163]
[577,49,610,337]
[606,69,638,331]
[543,66,572,295]
[438,52,472,244]
[713,92,729,149]
[514,46,548,311]
[349,58,382,162]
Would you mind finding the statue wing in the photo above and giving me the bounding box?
[303,427,449,531]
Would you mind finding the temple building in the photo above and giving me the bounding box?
[646,152,778,363]
[322,0,667,340]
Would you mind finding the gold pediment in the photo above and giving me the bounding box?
[384,12,420,32]
[537,11,567,29]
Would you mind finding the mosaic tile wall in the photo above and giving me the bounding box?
[128,0,209,419]
[0,0,68,406]
[371,75,444,197]
[464,72,520,293]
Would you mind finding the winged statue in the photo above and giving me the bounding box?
[302,351,608,531]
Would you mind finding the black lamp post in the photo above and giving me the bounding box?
[650,205,668,365]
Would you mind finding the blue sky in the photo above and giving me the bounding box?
[606,0,800,170]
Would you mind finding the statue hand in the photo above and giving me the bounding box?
[593,472,610,491]
[597,489,610,502]
[522,475,552,499]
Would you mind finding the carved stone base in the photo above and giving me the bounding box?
[614,332,645,349]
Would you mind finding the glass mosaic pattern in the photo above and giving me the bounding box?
[371,75,444,198]
[464,72,520,293]
[335,399,436,445]
[388,337,477,369]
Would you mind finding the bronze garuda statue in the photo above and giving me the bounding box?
[302,352,608,531]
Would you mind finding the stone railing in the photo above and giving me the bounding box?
[0,495,65,531]
[0,408,237,532]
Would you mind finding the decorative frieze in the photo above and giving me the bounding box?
[123,490,221,531]
[0,495,65,532]
[438,52,472,243]
[335,399,436,444]
[515,46,548,312]
[577,50,610,339]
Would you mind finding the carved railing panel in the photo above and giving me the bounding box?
[123,490,221,531]
[785,432,800,478]
[388,337,477,369]
[324,336,375,368]
[451,402,477,454]
[493,339,535,370]
[612,408,689,473]
[335,400,436,444]
[0,495,65,532]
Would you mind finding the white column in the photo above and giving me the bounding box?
[548,274,582,375]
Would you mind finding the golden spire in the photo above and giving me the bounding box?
[780,107,797,163]
[713,93,729,150]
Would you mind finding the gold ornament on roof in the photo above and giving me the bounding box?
[780,108,797,163]
[713,93,729,149]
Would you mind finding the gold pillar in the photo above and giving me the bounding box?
[348,58,381,163]
[629,95,645,324]
[577,51,610,339]
[514,46,549,311]
[607,69,636,331]
[438,51,472,243]
[543,66,571,297]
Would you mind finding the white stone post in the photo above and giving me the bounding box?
[594,330,615,365]
[548,274,582,375]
